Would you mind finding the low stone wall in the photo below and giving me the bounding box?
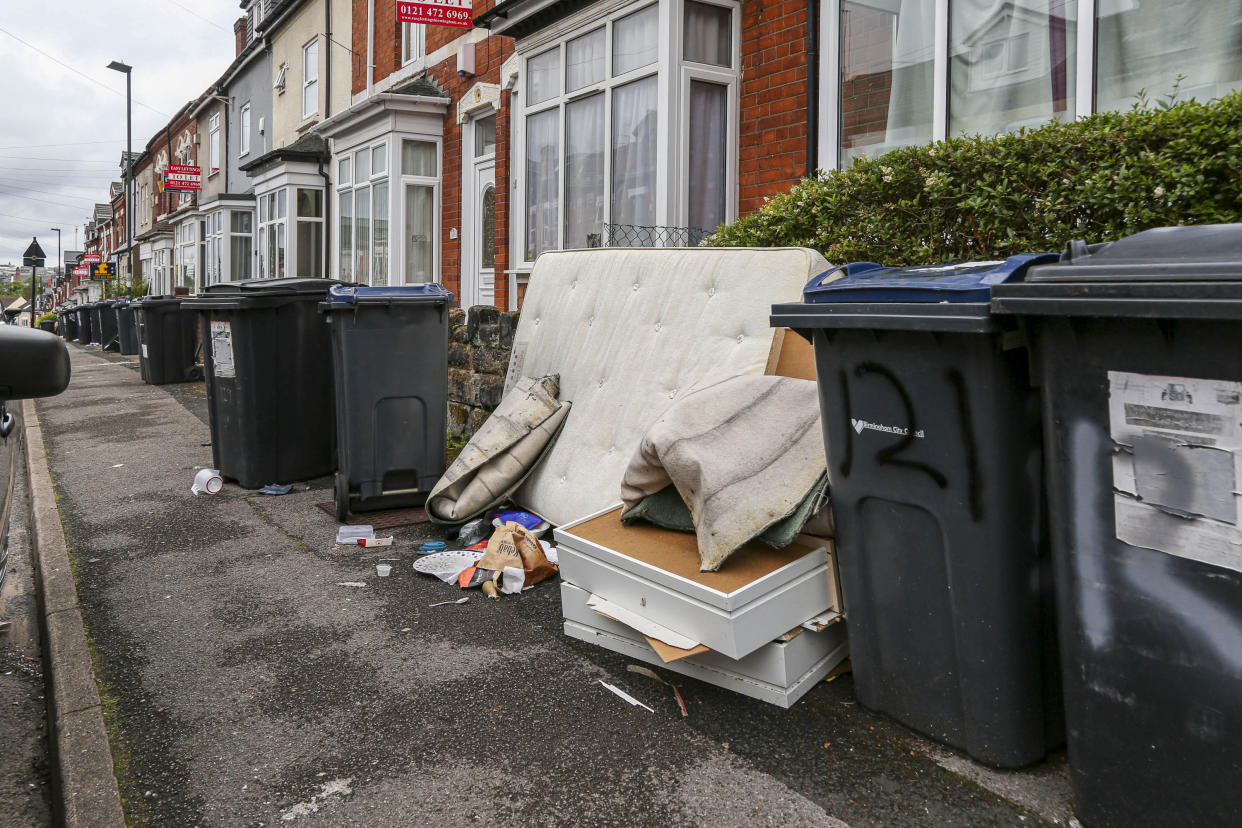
[447,306,520,441]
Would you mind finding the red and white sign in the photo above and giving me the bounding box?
[82,253,102,264]
[164,163,202,191]
[73,266,88,278]
[397,0,471,28]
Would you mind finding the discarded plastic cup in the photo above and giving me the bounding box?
[336,525,375,544]
[376,563,392,577]
[191,468,224,496]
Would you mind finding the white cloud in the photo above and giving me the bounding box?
[0,0,238,263]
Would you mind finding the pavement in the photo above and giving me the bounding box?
[34,342,1075,826]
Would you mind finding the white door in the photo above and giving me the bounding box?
[462,113,497,308]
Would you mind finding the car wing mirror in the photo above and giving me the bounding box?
[0,327,71,401]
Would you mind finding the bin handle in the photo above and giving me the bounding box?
[806,262,882,291]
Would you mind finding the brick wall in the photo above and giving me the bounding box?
[839,4,893,153]
[739,0,809,217]
[447,305,520,440]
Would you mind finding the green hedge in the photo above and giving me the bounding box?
[709,92,1242,264]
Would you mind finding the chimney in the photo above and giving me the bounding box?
[234,16,247,56]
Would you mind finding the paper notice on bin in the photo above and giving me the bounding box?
[210,320,235,379]
[1109,371,1242,572]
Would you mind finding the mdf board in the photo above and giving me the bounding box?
[555,506,839,660]
[562,584,848,708]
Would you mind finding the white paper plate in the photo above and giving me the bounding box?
[412,550,485,575]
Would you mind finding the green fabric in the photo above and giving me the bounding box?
[621,472,830,549]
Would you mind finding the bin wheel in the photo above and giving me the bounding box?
[186,365,204,381]
[334,474,350,522]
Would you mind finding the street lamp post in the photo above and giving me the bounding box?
[51,227,61,310]
[106,60,133,298]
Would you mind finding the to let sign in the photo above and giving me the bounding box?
[82,253,102,265]
[73,266,88,278]
[165,164,202,191]
[397,0,471,28]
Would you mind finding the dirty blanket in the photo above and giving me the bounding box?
[619,375,828,571]
[427,375,571,524]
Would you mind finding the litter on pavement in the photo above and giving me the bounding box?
[336,525,374,544]
[358,536,393,547]
[597,680,653,712]
[258,483,295,495]
[190,468,223,496]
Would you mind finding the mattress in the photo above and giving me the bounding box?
[506,247,831,526]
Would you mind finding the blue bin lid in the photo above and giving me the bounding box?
[804,253,1058,303]
[325,283,453,305]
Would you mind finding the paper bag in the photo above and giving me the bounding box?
[478,521,558,587]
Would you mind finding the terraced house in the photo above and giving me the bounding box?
[69,0,1241,311]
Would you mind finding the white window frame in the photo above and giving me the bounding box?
[333,135,441,285]
[240,103,252,156]
[303,38,320,119]
[819,0,1105,170]
[402,22,425,66]
[175,220,197,290]
[511,0,739,268]
[209,113,221,174]
[256,188,288,280]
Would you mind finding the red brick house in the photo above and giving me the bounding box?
[319,0,814,309]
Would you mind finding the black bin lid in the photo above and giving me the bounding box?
[993,224,1242,319]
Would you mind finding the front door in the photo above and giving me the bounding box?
[463,113,497,308]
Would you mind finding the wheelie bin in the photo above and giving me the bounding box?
[133,296,201,384]
[76,304,94,345]
[183,278,349,489]
[59,308,77,341]
[771,254,1063,768]
[322,283,452,519]
[92,300,119,351]
[115,299,140,355]
[992,224,1242,826]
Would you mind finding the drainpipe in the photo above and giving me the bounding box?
[806,0,819,178]
[320,158,331,278]
[223,92,230,193]
[325,0,332,118]
[366,0,374,95]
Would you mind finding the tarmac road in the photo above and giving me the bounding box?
[36,344,1073,826]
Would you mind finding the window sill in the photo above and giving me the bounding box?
[297,115,319,133]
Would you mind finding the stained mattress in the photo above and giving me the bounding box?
[505,246,831,526]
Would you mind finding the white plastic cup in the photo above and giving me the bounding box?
[191,468,224,496]
[376,563,392,578]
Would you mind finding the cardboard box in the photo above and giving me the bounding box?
[554,505,840,660]
[561,582,847,708]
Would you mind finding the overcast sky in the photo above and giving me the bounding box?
[0,1,240,267]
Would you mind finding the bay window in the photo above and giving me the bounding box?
[203,205,255,284]
[174,221,196,291]
[516,0,738,263]
[824,0,1242,170]
[335,137,439,285]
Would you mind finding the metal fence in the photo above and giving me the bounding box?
[590,223,714,249]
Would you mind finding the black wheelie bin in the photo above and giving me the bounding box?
[115,299,140,355]
[59,308,77,341]
[92,299,119,351]
[184,278,349,489]
[76,303,94,345]
[992,224,1242,826]
[322,283,452,519]
[134,296,201,384]
[772,255,1063,768]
